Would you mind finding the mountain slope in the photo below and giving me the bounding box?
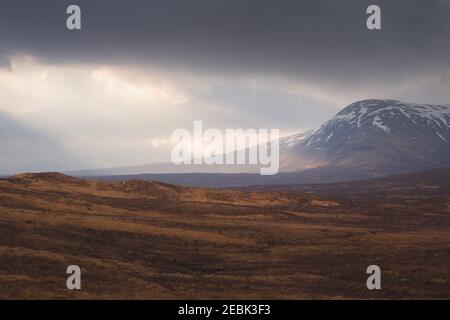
[282,99,450,176]
[66,130,315,177]
[68,99,450,185]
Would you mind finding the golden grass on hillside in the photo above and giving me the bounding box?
[0,172,449,299]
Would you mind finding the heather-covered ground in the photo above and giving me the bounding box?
[0,171,449,299]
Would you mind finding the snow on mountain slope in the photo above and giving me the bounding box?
[305,99,450,148]
[69,99,450,182]
[282,99,450,176]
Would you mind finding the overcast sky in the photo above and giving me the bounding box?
[1,0,450,173]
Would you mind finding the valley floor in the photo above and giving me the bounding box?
[0,172,449,299]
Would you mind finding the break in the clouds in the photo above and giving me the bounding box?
[0,0,449,173]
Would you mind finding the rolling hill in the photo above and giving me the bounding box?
[0,171,449,299]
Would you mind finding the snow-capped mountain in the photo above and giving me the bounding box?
[282,99,450,177]
[69,99,450,183]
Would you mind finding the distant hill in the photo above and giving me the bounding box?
[240,167,450,199]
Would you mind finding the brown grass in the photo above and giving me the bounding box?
[0,172,449,299]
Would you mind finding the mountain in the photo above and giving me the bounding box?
[66,130,315,177]
[68,99,450,186]
[281,99,450,175]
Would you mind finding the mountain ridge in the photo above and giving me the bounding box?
[65,99,450,186]
[281,99,450,174]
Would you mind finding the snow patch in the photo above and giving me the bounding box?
[325,131,334,142]
[436,132,447,141]
[372,116,391,133]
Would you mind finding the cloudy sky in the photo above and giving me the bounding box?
[1,0,450,173]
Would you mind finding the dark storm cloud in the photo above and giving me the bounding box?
[0,0,449,83]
